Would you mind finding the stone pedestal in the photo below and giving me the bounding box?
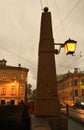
[46,116,68,130]
[35,98,60,116]
[31,115,68,130]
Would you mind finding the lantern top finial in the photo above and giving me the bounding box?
[44,7,49,13]
[65,38,77,44]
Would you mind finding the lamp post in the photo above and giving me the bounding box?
[35,7,77,130]
[72,75,75,104]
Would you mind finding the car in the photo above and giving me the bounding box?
[70,103,74,107]
[73,97,84,109]
[60,101,65,108]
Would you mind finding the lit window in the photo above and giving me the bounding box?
[81,79,84,85]
[20,87,24,95]
[1,88,6,95]
[11,87,16,95]
[11,74,17,80]
[2,73,7,80]
[21,74,24,80]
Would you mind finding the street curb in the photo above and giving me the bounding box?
[61,111,84,125]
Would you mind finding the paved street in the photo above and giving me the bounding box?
[61,107,84,130]
[68,117,84,130]
[61,107,84,123]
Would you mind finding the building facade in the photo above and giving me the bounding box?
[0,59,29,105]
[57,68,84,106]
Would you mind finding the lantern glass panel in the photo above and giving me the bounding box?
[64,42,76,55]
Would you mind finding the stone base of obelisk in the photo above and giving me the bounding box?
[34,98,68,130]
[35,98,61,116]
[32,115,68,130]
[45,116,68,130]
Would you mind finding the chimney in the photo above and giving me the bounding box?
[0,59,7,66]
[18,64,21,67]
[74,68,78,74]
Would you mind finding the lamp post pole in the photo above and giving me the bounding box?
[72,75,75,104]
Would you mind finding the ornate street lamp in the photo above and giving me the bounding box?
[64,38,77,55]
[54,38,77,55]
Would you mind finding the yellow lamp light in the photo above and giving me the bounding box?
[64,38,77,55]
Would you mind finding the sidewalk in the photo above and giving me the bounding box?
[31,115,51,130]
[31,114,68,130]
[31,111,84,130]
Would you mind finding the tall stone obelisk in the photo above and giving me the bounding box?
[35,7,60,116]
[35,7,67,130]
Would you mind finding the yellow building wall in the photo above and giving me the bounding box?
[0,65,28,106]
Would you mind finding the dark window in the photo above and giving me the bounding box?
[1,100,5,105]
[82,89,84,96]
[73,79,78,85]
[71,81,73,86]
[75,90,78,96]
[10,100,15,105]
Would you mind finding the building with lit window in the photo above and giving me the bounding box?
[57,68,84,106]
[0,59,29,105]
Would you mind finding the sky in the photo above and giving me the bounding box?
[0,0,84,90]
